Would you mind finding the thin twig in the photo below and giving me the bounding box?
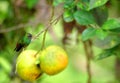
[0,24,26,33]
[41,29,48,50]
[34,28,48,57]
[0,18,40,33]
[32,13,62,41]
[49,6,55,23]
[33,13,63,57]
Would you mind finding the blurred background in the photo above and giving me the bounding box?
[0,0,120,83]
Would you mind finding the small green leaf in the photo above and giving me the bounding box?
[82,27,96,41]
[109,28,120,33]
[74,10,95,25]
[53,0,65,6]
[64,0,75,9]
[95,50,113,60]
[95,29,108,40]
[89,0,108,10]
[25,0,39,9]
[77,0,89,10]
[63,10,74,22]
[92,6,108,26]
[0,1,9,24]
[93,35,120,49]
[102,19,120,30]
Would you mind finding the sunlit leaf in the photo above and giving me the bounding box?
[89,0,108,10]
[63,10,74,22]
[74,10,95,25]
[95,29,108,40]
[102,19,120,30]
[82,27,96,41]
[64,0,75,9]
[77,0,89,10]
[25,0,39,9]
[0,1,9,24]
[53,0,65,6]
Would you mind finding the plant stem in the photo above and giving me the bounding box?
[41,29,48,50]
[34,29,48,57]
[83,41,92,83]
[115,57,120,82]
[32,13,62,41]
[33,13,62,57]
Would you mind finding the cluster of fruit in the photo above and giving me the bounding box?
[15,45,68,81]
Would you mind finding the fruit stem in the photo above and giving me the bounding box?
[34,29,48,57]
[41,29,48,50]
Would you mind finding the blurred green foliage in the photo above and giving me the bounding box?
[0,0,120,83]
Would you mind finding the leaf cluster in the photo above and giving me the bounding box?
[54,0,120,60]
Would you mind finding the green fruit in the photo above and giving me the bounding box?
[16,50,42,81]
[39,45,68,75]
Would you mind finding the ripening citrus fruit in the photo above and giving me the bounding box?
[39,45,68,75]
[16,50,42,81]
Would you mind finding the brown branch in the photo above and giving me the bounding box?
[0,24,26,33]
[0,18,40,33]
[41,29,48,50]
[34,28,48,57]
[83,41,92,83]
[0,11,62,39]
[33,13,63,57]
[32,13,62,41]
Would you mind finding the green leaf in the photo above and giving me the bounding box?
[95,50,113,60]
[74,10,95,25]
[89,0,108,10]
[92,6,108,26]
[95,29,108,40]
[93,35,120,49]
[64,0,75,9]
[109,28,120,33]
[53,0,65,6]
[77,0,89,10]
[63,10,74,22]
[25,0,39,9]
[63,0,76,22]
[102,19,120,30]
[82,27,96,41]
[0,1,9,24]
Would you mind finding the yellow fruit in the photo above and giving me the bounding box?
[16,50,42,81]
[39,45,68,75]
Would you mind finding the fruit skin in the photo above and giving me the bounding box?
[16,50,42,81]
[39,45,68,75]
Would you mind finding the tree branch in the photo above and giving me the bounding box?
[33,13,63,57]
[83,41,92,83]
[32,13,62,41]
[0,18,40,33]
